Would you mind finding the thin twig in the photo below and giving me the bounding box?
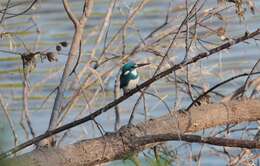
[186,71,260,111]
[241,59,260,98]
[0,94,18,147]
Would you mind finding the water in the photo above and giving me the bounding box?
[0,0,260,165]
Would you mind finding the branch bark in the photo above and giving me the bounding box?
[48,0,94,133]
[1,28,259,159]
[5,99,260,166]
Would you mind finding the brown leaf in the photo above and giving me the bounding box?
[46,52,58,62]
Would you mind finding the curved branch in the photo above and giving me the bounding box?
[1,28,259,159]
[47,0,94,137]
[135,134,260,149]
[186,71,260,111]
[79,0,94,26]
[62,0,79,27]
[4,0,38,19]
[6,99,260,166]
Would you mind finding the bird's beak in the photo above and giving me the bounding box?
[136,63,150,68]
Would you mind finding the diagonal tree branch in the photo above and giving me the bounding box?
[47,0,94,136]
[5,99,260,166]
[1,28,259,159]
[135,134,260,149]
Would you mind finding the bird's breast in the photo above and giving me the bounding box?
[124,76,139,91]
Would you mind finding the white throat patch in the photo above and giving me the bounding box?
[131,69,137,76]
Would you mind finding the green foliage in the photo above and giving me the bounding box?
[121,150,173,166]
[148,157,171,166]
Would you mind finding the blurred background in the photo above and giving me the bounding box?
[0,0,260,165]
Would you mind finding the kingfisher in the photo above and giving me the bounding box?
[120,61,149,94]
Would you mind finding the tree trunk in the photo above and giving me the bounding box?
[5,99,260,166]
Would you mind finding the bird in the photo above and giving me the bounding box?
[120,61,149,94]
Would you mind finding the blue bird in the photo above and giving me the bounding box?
[120,61,149,94]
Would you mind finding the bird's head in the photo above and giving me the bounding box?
[120,61,149,92]
[121,61,149,75]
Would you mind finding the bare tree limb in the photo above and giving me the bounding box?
[134,134,260,149]
[3,0,38,19]
[5,99,260,166]
[62,0,79,27]
[48,0,94,137]
[1,28,259,159]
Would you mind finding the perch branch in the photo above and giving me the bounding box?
[5,99,260,166]
[1,28,259,159]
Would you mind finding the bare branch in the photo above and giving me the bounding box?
[47,0,94,145]
[6,99,260,165]
[1,28,259,159]
[135,134,260,149]
[62,0,79,27]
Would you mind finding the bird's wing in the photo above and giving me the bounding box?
[119,73,125,89]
